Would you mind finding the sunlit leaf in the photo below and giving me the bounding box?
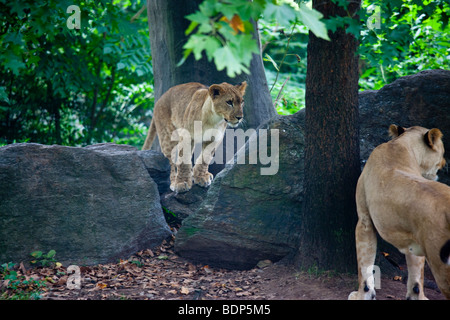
[264,53,279,71]
[297,3,330,40]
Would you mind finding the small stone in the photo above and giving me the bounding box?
[256,260,273,269]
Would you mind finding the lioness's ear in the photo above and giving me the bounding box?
[209,84,224,99]
[388,124,405,139]
[424,128,443,150]
[235,81,247,95]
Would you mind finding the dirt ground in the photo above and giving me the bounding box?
[7,236,444,301]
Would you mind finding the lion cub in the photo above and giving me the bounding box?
[349,125,450,300]
[142,81,247,193]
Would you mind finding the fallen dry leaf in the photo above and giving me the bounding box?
[180,287,190,295]
[96,283,107,289]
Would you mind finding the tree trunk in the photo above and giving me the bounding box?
[295,0,361,273]
[146,0,276,173]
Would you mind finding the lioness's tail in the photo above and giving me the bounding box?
[142,119,156,150]
[440,240,450,265]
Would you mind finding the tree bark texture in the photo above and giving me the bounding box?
[295,0,361,273]
[146,0,276,172]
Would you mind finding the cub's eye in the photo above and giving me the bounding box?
[226,100,233,107]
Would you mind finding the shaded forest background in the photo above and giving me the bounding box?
[1,0,449,147]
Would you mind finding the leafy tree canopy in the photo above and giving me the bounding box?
[1,0,152,146]
[1,0,448,146]
[179,0,329,77]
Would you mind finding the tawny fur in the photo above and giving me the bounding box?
[142,81,247,193]
[349,124,450,300]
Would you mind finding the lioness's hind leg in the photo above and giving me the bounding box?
[405,253,427,300]
[349,214,377,300]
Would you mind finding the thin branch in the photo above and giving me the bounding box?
[274,75,290,107]
[131,4,147,23]
[100,66,116,116]
[269,22,297,93]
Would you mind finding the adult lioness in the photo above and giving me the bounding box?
[349,125,450,300]
[142,81,247,193]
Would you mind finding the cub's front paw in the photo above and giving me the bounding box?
[171,179,193,193]
[193,172,213,187]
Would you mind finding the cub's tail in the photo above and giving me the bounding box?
[142,119,156,150]
[440,240,450,265]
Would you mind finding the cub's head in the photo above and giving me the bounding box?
[389,124,446,181]
[208,81,247,128]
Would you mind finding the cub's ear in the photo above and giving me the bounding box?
[388,124,406,139]
[209,84,225,99]
[424,128,443,150]
[235,81,247,95]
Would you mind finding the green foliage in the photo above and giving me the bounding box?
[1,0,447,143]
[260,19,308,114]
[181,0,328,78]
[30,250,57,267]
[0,0,153,147]
[261,0,450,115]
[0,262,46,300]
[357,0,450,90]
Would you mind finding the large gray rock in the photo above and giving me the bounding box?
[175,113,304,270]
[160,185,209,223]
[0,143,172,266]
[359,69,450,183]
[174,69,450,270]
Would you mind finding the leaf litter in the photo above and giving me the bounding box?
[11,236,270,300]
[3,234,446,300]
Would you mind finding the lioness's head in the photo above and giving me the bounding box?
[208,81,247,128]
[389,124,446,180]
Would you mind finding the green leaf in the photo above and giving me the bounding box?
[31,251,43,259]
[5,271,18,281]
[297,3,330,40]
[198,0,219,17]
[46,250,56,259]
[185,21,199,35]
[183,34,208,60]
[263,3,297,27]
[0,86,9,104]
[203,37,221,60]
[345,17,360,36]
[213,45,250,78]
[103,46,114,54]
[177,48,193,67]
[186,11,210,25]
[230,34,259,65]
